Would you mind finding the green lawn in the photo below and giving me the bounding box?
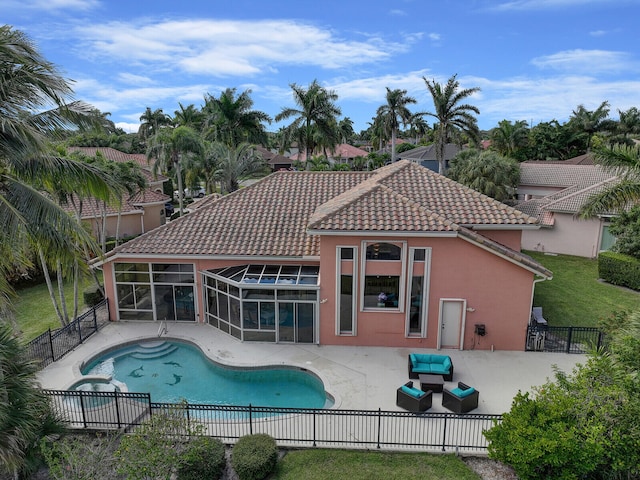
[272,449,480,480]
[529,251,640,327]
[13,275,99,340]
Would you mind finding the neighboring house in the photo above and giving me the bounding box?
[397,144,461,172]
[255,146,294,171]
[97,161,550,351]
[515,161,618,258]
[65,147,171,239]
[290,143,369,165]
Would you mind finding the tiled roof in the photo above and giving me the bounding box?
[516,174,621,217]
[397,144,461,161]
[519,163,614,188]
[310,161,536,230]
[110,161,549,277]
[543,179,620,214]
[67,147,149,168]
[290,143,369,162]
[64,190,169,218]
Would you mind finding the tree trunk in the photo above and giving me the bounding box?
[391,129,397,162]
[72,258,79,321]
[38,248,65,327]
[57,261,69,325]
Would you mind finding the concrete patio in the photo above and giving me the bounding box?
[37,321,587,415]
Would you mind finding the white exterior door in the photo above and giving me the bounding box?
[439,299,465,349]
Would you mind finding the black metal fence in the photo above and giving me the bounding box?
[526,325,605,354]
[25,300,110,369]
[43,390,501,453]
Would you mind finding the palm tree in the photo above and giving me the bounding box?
[173,102,204,131]
[616,107,640,140]
[568,101,610,151]
[275,80,342,161]
[0,26,115,317]
[202,88,271,147]
[490,120,530,160]
[376,88,417,163]
[147,126,203,214]
[368,114,390,153]
[423,74,481,174]
[337,117,355,144]
[447,149,520,202]
[409,114,430,145]
[138,107,171,141]
[580,144,640,217]
[0,322,63,479]
[211,142,265,194]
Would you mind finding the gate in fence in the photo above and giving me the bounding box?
[526,325,605,354]
[25,300,110,369]
[43,390,501,453]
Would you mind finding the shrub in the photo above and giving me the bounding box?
[41,433,122,480]
[598,251,640,290]
[231,434,278,480]
[177,437,226,480]
[83,287,104,307]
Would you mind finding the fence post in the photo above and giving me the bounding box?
[566,327,573,354]
[80,393,88,429]
[249,404,253,435]
[312,409,317,447]
[115,391,122,428]
[78,315,83,344]
[441,415,447,452]
[93,304,98,331]
[376,408,381,449]
[48,328,55,362]
[186,402,191,433]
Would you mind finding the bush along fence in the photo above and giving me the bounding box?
[525,325,605,353]
[43,390,501,454]
[25,299,110,369]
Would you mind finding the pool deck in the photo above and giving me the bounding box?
[37,322,586,414]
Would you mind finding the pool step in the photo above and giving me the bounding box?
[130,342,178,360]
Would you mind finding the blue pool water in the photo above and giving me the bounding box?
[80,341,331,408]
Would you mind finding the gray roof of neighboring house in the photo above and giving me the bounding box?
[397,144,461,161]
[519,163,615,188]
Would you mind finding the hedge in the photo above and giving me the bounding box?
[231,434,278,480]
[598,251,640,291]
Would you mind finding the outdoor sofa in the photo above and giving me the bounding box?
[442,382,479,413]
[396,381,432,412]
[408,353,453,381]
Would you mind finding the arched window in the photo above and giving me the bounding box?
[366,242,401,260]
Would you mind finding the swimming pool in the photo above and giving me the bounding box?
[79,340,332,409]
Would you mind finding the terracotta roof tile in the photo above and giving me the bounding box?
[114,161,540,265]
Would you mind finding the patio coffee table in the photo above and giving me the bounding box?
[418,374,444,393]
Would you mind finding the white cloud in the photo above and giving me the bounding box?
[531,49,636,74]
[117,73,155,86]
[74,19,410,76]
[390,9,407,16]
[589,30,607,37]
[428,33,441,41]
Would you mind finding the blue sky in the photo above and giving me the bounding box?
[5,0,640,133]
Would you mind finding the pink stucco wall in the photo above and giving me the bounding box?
[318,235,536,351]
[102,233,538,351]
[87,205,166,239]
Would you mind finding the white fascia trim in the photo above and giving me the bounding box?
[82,210,142,220]
[457,234,553,280]
[307,230,458,238]
[99,253,311,263]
